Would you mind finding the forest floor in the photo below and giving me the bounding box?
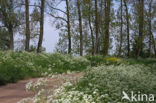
[0,72,83,103]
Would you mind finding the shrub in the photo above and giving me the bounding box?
[22,64,156,103]
[85,55,105,66]
[85,55,122,66]
[0,51,90,85]
[104,57,122,65]
[17,56,156,103]
[75,64,156,102]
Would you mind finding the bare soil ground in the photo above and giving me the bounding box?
[0,72,83,103]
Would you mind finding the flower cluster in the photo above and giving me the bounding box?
[48,82,103,103]
[25,78,48,92]
[19,63,156,103]
[76,64,156,102]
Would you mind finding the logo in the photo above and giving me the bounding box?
[122,91,155,102]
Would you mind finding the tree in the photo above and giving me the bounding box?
[37,0,45,53]
[25,0,30,51]
[118,0,123,56]
[88,1,94,55]
[0,28,9,50]
[77,0,83,56]
[147,0,152,57]
[123,0,130,57]
[136,0,144,57]
[145,0,156,57]
[17,5,40,51]
[103,0,111,56]
[0,0,21,50]
[66,0,71,54]
[94,0,99,54]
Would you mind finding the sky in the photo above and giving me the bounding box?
[42,16,59,53]
[40,1,66,53]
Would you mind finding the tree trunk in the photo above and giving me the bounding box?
[148,0,153,57]
[103,0,111,56]
[151,33,156,57]
[66,0,71,54]
[37,0,45,53]
[118,0,123,56]
[25,0,30,52]
[95,0,99,54]
[77,0,83,56]
[137,0,144,57]
[9,27,14,50]
[88,13,94,55]
[149,9,152,57]
[123,0,130,57]
[149,29,152,57]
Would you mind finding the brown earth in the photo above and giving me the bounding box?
[0,72,83,103]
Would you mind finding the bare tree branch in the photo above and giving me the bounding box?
[20,3,41,8]
[47,13,67,22]
[46,2,67,14]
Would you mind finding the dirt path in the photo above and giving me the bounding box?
[0,72,83,103]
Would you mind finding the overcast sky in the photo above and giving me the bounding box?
[42,1,66,53]
[42,16,59,53]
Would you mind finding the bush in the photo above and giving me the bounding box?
[16,55,156,103]
[26,64,156,103]
[0,51,90,85]
[85,55,122,66]
[85,55,105,66]
[75,64,156,102]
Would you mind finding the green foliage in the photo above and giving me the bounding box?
[0,0,21,28]
[104,57,122,65]
[123,58,156,65]
[75,64,156,103]
[85,55,105,66]
[85,55,122,66]
[17,56,156,103]
[0,51,90,85]
[0,28,9,50]
[85,55,156,67]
